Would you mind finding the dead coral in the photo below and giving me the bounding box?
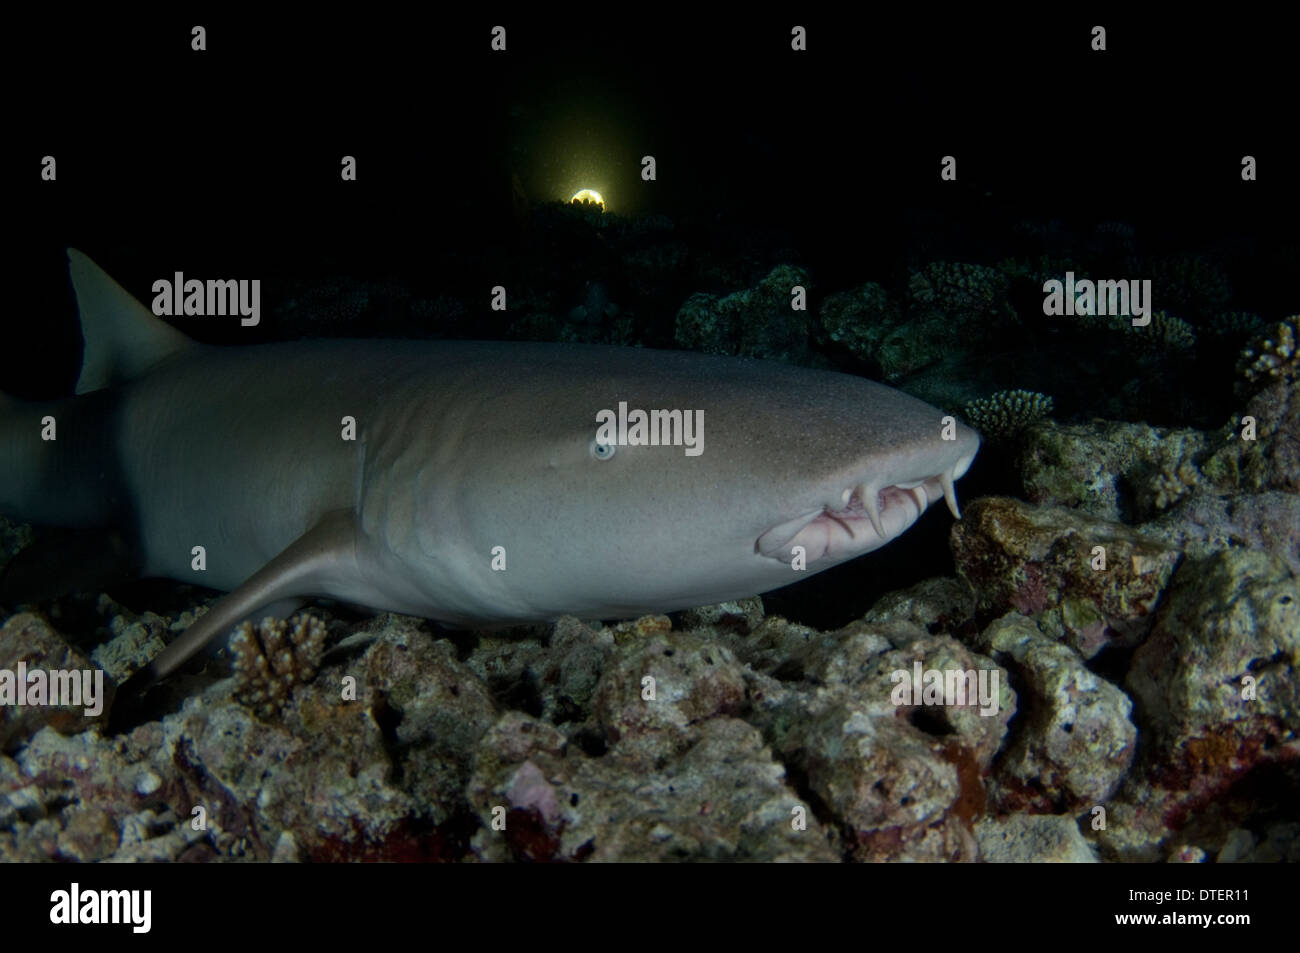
[231,614,328,718]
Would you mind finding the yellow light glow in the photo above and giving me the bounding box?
[570,188,605,207]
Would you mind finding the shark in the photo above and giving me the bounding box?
[0,250,979,697]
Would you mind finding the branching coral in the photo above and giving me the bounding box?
[907,262,1013,320]
[963,389,1054,440]
[1209,311,1265,342]
[1129,253,1231,319]
[1237,318,1298,391]
[231,613,328,717]
[1128,310,1196,353]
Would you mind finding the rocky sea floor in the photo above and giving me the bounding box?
[3,209,1297,861]
[1,373,1297,861]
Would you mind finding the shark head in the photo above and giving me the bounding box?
[363,343,980,624]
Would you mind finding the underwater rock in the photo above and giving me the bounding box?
[1083,550,1300,865]
[358,618,498,828]
[1140,490,1300,576]
[467,710,835,862]
[951,496,1181,659]
[703,614,824,680]
[737,624,1004,862]
[466,616,615,726]
[974,613,1136,812]
[1020,419,1208,523]
[861,575,978,636]
[674,263,815,364]
[0,613,110,752]
[91,603,169,684]
[865,635,1014,772]
[974,814,1098,863]
[6,539,1291,862]
[776,694,976,862]
[589,630,748,767]
[1127,549,1299,754]
[1202,377,1300,495]
[1226,822,1300,862]
[4,724,208,862]
[177,689,417,861]
[675,595,765,633]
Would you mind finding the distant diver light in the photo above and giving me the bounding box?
[570,188,605,207]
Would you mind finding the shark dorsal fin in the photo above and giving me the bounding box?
[68,248,196,395]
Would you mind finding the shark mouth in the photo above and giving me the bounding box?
[755,470,963,565]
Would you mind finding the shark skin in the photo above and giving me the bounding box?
[0,250,980,694]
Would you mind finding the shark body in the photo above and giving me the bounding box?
[1,251,979,688]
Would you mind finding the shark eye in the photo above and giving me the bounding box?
[590,436,617,460]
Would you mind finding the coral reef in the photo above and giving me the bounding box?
[950,496,1181,659]
[1128,309,1196,353]
[230,614,328,718]
[1208,310,1265,343]
[0,613,109,752]
[962,389,1054,441]
[1126,550,1299,754]
[974,612,1135,811]
[1019,420,1208,522]
[674,264,815,364]
[907,261,1014,320]
[1236,317,1298,392]
[974,814,1098,863]
[816,263,1017,382]
[91,599,170,684]
[1127,253,1232,321]
[817,282,901,366]
[1,531,1297,863]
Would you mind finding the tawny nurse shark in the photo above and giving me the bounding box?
[0,251,979,690]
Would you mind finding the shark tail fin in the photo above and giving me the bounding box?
[67,249,196,395]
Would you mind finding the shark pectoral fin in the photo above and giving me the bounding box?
[116,510,359,699]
